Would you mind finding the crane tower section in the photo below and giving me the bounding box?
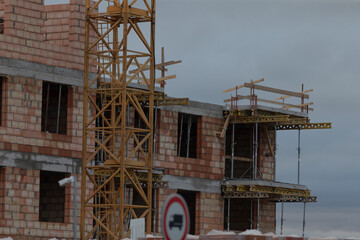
[81,0,155,239]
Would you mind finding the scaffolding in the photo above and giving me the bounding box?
[221,79,331,234]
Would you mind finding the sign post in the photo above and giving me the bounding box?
[161,194,190,240]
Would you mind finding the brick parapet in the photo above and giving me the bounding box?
[0,0,89,71]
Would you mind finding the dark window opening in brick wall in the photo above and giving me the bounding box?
[39,170,66,223]
[177,113,198,158]
[134,105,150,153]
[224,198,252,231]
[41,81,68,134]
[0,77,3,126]
[225,124,253,178]
[178,190,197,235]
[132,187,156,232]
[0,167,5,219]
[0,18,3,34]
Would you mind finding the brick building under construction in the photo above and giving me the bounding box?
[0,0,331,239]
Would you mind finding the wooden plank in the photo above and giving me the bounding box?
[223,95,252,103]
[220,115,231,138]
[283,102,313,110]
[225,94,314,110]
[223,78,264,93]
[264,127,274,158]
[129,60,182,74]
[137,75,177,84]
[274,89,313,101]
[258,98,314,111]
[244,83,310,99]
[155,74,176,83]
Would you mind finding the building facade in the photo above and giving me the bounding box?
[0,0,318,239]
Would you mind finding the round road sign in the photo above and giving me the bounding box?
[161,194,190,240]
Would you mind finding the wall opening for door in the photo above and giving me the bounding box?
[177,190,197,235]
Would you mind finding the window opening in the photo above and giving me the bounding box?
[41,81,68,134]
[0,77,3,126]
[178,190,197,235]
[39,170,66,223]
[225,124,253,179]
[177,113,198,158]
[0,18,3,34]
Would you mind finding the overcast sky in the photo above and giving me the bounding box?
[46,0,360,237]
[155,0,360,237]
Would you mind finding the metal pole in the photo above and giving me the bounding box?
[56,84,62,134]
[231,123,235,178]
[153,188,157,234]
[186,115,192,158]
[297,129,301,184]
[253,123,258,179]
[298,84,304,184]
[152,106,158,233]
[227,198,231,231]
[257,198,260,230]
[73,176,77,240]
[178,114,183,156]
[302,201,306,237]
[280,201,284,235]
[44,83,50,132]
[250,200,253,229]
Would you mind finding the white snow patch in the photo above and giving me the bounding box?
[186,234,200,239]
[207,230,236,235]
[263,232,275,236]
[239,229,263,235]
[145,234,162,238]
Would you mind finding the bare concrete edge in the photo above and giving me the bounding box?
[159,100,225,119]
[0,149,81,174]
[163,175,221,194]
[0,57,93,87]
[222,179,309,191]
[234,105,309,118]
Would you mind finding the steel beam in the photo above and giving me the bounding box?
[276,122,332,130]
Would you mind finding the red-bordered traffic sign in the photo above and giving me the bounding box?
[162,194,190,240]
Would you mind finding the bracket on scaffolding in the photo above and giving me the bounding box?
[276,122,332,130]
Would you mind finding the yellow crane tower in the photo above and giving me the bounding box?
[81,0,155,239]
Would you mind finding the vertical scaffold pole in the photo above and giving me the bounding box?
[280,200,284,235]
[302,201,306,237]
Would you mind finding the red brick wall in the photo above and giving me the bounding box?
[156,188,223,235]
[0,166,92,240]
[44,4,71,46]
[258,127,276,181]
[155,110,224,180]
[0,76,84,159]
[197,192,223,235]
[0,0,87,70]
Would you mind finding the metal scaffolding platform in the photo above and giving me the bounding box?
[222,179,316,203]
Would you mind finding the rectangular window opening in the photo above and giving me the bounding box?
[0,18,3,34]
[0,77,3,126]
[225,124,253,178]
[177,113,198,158]
[178,190,197,235]
[39,170,66,223]
[41,81,68,134]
